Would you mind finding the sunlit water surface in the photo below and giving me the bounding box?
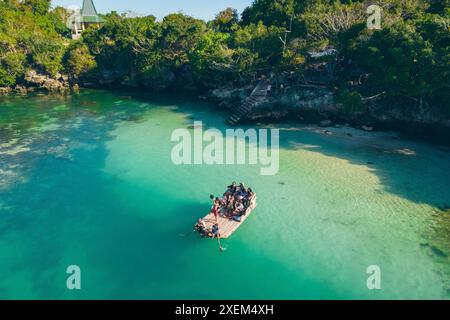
[0,90,449,299]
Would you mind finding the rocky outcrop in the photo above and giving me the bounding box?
[319,120,332,127]
[207,85,254,110]
[209,84,338,122]
[0,70,78,95]
[367,103,450,129]
[0,87,12,95]
[1,85,33,95]
[207,81,450,142]
[24,70,71,92]
[14,85,30,94]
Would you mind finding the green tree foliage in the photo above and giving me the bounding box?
[241,0,295,28]
[64,43,97,79]
[343,10,449,113]
[0,0,448,117]
[190,31,230,71]
[81,12,232,88]
[23,0,51,16]
[0,0,66,86]
[159,14,206,67]
[336,89,363,113]
[83,13,160,81]
[299,1,365,46]
[49,6,71,37]
[212,8,239,33]
[233,22,285,68]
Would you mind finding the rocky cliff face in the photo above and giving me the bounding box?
[24,70,71,91]
[207,86,254,109]
[0,70,73,95]
[207,83,450,140]
[2,69,448,142]
[208,85,339,120]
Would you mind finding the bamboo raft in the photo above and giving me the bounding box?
[202,194,257,239]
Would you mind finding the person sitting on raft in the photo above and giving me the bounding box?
[211,223,220,238]
[212,182,254,218]
[224,181,237,197]
[243,188,254,209]
[216,197,226,207]
[195,218,208,237]
[236,183,248,200]
[232,200,245,216]
[225,194,235,216]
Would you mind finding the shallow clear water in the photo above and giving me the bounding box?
[0,90,449,299]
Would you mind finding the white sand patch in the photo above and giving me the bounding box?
[280,124,425,156]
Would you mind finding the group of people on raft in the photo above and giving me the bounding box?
[194,182,254,238]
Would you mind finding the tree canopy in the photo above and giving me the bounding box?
[0,0,448,114]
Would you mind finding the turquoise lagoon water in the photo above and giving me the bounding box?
[0,90,449,299]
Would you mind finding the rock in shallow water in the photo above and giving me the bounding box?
[431,246,448,258]
[361,125,374,131]
[319,120,332,127]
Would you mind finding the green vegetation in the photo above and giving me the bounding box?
[0,0,68,85]
[0,0,449,114]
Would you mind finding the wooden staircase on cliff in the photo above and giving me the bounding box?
[225,79,271,126]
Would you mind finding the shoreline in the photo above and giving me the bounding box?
[1,86,449,147]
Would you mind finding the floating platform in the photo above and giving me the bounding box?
[202,194,257,239]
